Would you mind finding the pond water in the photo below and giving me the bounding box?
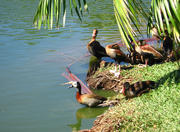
[0,0,151,132]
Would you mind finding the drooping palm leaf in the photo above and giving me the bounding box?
[33,0,179,49]
[149,0,180,43]
[113,0,151,50]
[114,0,179,49]
[33,0,88,29]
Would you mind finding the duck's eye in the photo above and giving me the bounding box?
[72,82,78,87]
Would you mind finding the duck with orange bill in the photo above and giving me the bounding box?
[87,29,108,59]
[105,43,130,77]
[64,81,107,107]
[135,40,163,66]
[120,81,156,99]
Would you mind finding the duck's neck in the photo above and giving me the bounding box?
[76,87,82,103]
[92,35,96,41]
[135,45,142,54]
[92,30,97,41]
[77,86,81,95]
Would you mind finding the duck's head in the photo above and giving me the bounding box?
[92,29,98,37]
[138,40,146,46]
[120,82,130,95]
[64,81,81,89]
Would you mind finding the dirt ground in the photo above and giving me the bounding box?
[86,61,135,92]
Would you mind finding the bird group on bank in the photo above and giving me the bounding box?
[64,28,176,107]
[87,29,175,77]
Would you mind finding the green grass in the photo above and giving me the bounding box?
[98,61,180,131]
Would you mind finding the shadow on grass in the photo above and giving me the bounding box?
[156,69,180,87]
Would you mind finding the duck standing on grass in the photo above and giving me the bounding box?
[120,81,156,98]
[105,43,130,77]
[135,40,163,66]
[151,27,174,60]
[87,29,108,59]
[64,81,107,107]
[161,30,173,59]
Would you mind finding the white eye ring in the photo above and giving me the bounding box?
[72,81,78,88]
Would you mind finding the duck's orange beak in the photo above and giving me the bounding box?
[120,88,124,94]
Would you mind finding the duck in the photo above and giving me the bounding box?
[135,40,163,66]
[151,27,173,57]
[105,43,130,77]
[126,35,153,65]
[161,30,173,58]
[126,35,142,65]
[87,29,108,59]
[64,81,107,107]
[120,80,156,98]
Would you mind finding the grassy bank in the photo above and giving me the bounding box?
[90,61,180,131]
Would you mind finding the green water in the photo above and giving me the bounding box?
[0,0,151,131]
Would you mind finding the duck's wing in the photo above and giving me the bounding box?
[106,44,126,58]
[81,94,107,107]
[84,94,107,101]
[88,40,108,57]
[141,45,163,58]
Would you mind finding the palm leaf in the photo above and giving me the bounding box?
[113,0,150,50]
[149,0,180,43]
[33,0,179,48]
[33,0,88,29]
[72,0,82,22]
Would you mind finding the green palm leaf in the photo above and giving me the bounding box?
[33,0,88,29]
[33,0,179,47]
[149,0,180,43]
[113,0,150,49]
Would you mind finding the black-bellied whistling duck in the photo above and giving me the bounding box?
[64,81,107,107]
[87,29,108,59]
[105,43,130,77]
[120,81,156,98]
[127,35,154,65]
[161,30,173,58]
[151,27,173,58]
[135,40,163,66]
[126,35,142,65]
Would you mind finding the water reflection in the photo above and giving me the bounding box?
[68,107,108,131]
[87,56,101,77]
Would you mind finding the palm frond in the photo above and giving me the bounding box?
[149,0,180,43]
[33,0,88,29]
[34,0,179,49]
[113,0,150,50]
